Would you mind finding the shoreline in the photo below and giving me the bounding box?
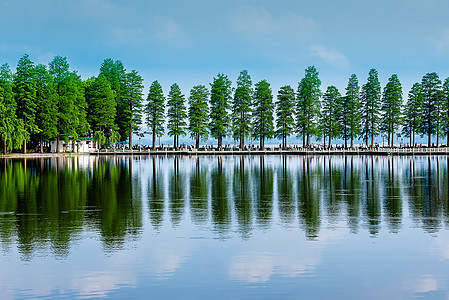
[1,148,449,158]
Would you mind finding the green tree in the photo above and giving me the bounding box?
[341,74,361,149]
[232,70,253,149]
[99,59,128,141]
[34,64,58,153]
[420,72,442,147]
[145,80,165,149]
[443,78,449,147]
[253,80,274,149]
[123,70,144,147]
[321,86,342,149]
[435,89,445,147]
[360,69,381,147]
[188,85,209,149]
[381,74,403,147]
[210,74,232,149]
[85,74,116,133]
[167,83,187,149]
[0,64,22,153]
[296,66,321,147]
[93,130,106,151]
[275,85,295,149]
[13,54,38,153]
[109,130,121,152]
[402,83,423,147]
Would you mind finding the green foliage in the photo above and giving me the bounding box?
[420,72,442,146]
[93,130,106,150]
[232,70,253,148]
[85,74,116,132]
[297,66,321,146]
[275,85,295,148]
[341,74,361,148]
[123,70,144,146]
[145,80,165,148]
[381,74,403,146]
[360,69,382,146]
[34,64,58,144]
[321,85,342,146]
[443,78,449,143]
[109,130,121,147]
[210,74,232,148]
[402,83,423,145]
[13,54,39,147]
[188,85,209,148]
[167,83,187,148]
[253,80,274,148]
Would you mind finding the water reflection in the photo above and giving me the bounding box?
[1,155,449,258]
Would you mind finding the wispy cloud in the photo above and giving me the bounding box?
[431,29,449,54]
[229,6,319,41]
[309,46,349,68]
[153,15,189,45]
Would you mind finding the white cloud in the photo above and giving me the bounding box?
[229,6,319,40]
[431,29,449,54]
[309,45,349,68]
[153,15,189,44]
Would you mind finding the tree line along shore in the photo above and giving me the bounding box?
[0,54,448,154]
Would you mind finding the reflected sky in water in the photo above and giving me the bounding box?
[1,155,449,299]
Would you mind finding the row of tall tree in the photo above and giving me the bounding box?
[1,54,449,153]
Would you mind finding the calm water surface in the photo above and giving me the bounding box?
[1,155,449,299]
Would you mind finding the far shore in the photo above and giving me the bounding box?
[1,147,449,158]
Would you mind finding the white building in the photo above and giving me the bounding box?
[50,137,95,153]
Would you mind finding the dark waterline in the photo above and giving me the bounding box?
[1,155,449,299]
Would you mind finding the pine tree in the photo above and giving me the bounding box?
[145,80,165,149]
[402,83,423,147]
[443,78,449,147]
[188,85,209,149]
[210,74,232,149]
[253,80,274,149]
[420,72,441,147]
[85,74,116,133]
[167,83,187,149]
[232,70,253,149]
[123,70,144,147]
[321,86,342,149]
[35,64,58,152]
[360,69,381,147]
[99,59,128,141]
[381,74,403,147]
[296,66,321,147]
[341,74,361,149]
[13,54,38,153]
[275,85,295,149]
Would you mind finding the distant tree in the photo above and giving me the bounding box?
[34,64,58,153]
[341,74,361,149]
[109,130,121,152]
[123,70,144,147]
[381,74,403,147]
[85,74,116,133]
[210,74,232,149]
[443,78,449,146]
[321,86,342,149]
[435,89,445,147]
[402,83,423,147]
[13,54,38,153]
[253,80,274,149]
[145,80,165,149]
[420,72,442,147]
[167,83,187,149]
[275,85,295,149]
[188,85,209,149]
[296,66,321,147]
[99,59,128,141]
[232,70,253,149]
[93,130,106,151]
[360,69,381,147]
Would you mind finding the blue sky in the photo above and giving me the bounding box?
[1,0,449,144]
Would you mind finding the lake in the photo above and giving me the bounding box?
[1,155,449,299]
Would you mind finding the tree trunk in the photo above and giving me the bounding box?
[196,133,199,149]
[329,136,331,150]
[391,134,394,148]
[129,131,133,151]
[302,133,305,148]
[350,134,353,149]
[437,134,439,148]
[174,136,176,150]
[40,134,44,154]
[3,140,6,154]
[428,132,431,148]
[152,128,156,149]
[307,133,310,147]
[23,140,26,154]
[412,128,415,148]
[447,131,449,147]
[218,134,222,150]
[240,135,244,149]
